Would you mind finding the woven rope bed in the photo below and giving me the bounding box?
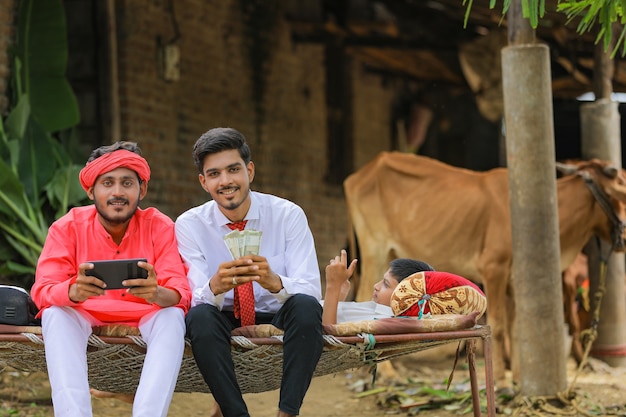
[0,319,496,417]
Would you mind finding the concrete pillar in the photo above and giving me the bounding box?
[580,99,626,367]
[581,100,621,160]
[502,43,567,395]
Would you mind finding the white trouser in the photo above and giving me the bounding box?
[42,306,185,417]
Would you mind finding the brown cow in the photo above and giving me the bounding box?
[344,152,626,387]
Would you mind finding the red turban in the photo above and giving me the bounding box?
[390,271,487,319]
[79,150,151,192]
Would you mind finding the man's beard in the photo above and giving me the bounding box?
[95,199,139,225]
[219,187,250,211]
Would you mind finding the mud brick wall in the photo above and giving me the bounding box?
[111,0,396,279]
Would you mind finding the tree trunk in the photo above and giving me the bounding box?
[502,0,567,396]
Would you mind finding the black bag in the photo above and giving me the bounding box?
[0,285,40,326]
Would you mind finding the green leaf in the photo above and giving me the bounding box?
[6,261,35,275]
[57,126,87,164]
[16,0,79,132]
[464,0,626,56]
[557,0,626,56]
[0,192,47,246]
[0,158,27,217]
[355,387,389,398]
[44,164,89,218]
[0,159,47,243]
[17,119,58,205]
[0,258,36,276]
[4,91,30,141]
[419,386,455,398]
[463,0,474,28]
[29,77,79,130]
[0,228,41,265]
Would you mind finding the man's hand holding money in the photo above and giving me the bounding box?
[210,230,283,295]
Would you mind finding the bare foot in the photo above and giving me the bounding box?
[90,388,135,404]
[210,401,223,417]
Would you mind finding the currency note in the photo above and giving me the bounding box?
[223,229,263,259]
[243,230,262,255]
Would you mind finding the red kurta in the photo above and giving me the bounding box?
[31,205,191,326]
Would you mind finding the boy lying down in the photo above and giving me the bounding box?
[322,249,486,325]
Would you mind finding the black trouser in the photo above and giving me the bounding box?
[185,294,323,417]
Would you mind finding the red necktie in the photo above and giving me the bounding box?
[227,220,256,326]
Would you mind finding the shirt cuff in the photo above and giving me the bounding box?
[197,281,226,308]
[271,274,290,303]
[271,287,289,303]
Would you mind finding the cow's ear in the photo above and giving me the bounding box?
[555,162,578,176]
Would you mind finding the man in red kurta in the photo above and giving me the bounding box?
[31,141,191,417]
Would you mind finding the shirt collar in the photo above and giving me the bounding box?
[213,191,260,227]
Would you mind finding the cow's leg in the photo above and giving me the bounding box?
[562,267,583,363]
[481,271,511,389]
[505,286,519,385]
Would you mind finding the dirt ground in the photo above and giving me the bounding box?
[1,343,626,417]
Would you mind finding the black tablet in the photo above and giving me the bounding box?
[85,258,148,289]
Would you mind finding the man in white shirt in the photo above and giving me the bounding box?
[175,127,323,417]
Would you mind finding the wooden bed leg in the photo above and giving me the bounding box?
[466,339,481,417]
[482,332,496,417]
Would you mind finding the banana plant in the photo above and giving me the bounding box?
[0,90,86,277]
[0,0,88,284]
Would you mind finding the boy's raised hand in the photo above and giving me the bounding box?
[325,249,357,302]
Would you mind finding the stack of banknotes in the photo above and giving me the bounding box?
[223,229,263,259]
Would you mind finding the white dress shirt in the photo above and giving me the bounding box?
[175,191,321,312]
[320,300,393,323]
